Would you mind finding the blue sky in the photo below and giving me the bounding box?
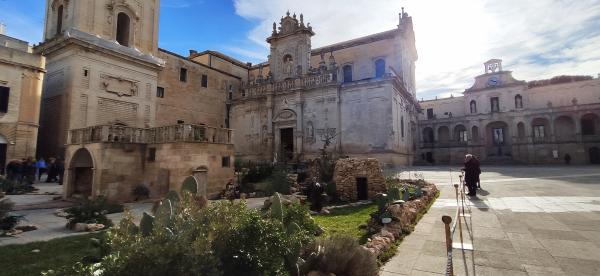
[1,0,600,99]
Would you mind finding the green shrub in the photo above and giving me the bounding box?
[65,196,122,229]
[0,198,13,219]
[0,179,34,194]
[301,235,378,276]
[53,195,318,276]
[262,168,292,195]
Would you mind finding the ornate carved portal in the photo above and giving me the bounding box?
[100,74,138,97]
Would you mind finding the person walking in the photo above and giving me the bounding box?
[56,158,65,185]
[46,158,57,183]
[36,158,48,181]
[462,154,480,196]
[23,157,37,185]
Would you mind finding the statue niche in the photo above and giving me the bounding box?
[283,54,294,76]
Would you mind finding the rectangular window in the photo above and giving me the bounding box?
[427,108,434,119]
[83,69,89,77]
[201,74,208,88]
[533,125,545,138]
[0,86,9,113]
[491,97,500,112]
[459,130,468,142]
[180,68,187,82]
[241,89,246,97]
[221,156,230,167]
[147,148,156,162]
[156,87,165,98]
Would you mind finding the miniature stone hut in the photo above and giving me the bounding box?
[333,158,386,201]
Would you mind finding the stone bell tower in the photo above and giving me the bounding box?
[35,0,164,158]
[267,11,315,81]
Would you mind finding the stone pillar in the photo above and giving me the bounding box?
[295,101,304,158]
[266,96,274,160]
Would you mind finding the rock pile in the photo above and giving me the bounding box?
[363,182,439,256]
[333,158,386,201]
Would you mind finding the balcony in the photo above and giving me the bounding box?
[236,70,337,100]
[68,124,233,145]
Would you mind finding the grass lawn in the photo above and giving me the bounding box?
[0,233,104,276]
[313,204,377,244]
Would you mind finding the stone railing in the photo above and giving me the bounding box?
[237,71,337,99]
[68,124,233,145]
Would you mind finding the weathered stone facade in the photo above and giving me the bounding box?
[230,11,419,167]
[64,124,234,202]
[0,33,45,172]
[34,0,238,202]
[417,59,600,165]
[333,158,386,201]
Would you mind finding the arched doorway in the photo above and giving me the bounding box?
[68,148,94,198]
[554,116,576,142]
[437,126,450,143]
[0,134,6,175]
[590,147,600,164]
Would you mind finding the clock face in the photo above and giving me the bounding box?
[487,76,499,87]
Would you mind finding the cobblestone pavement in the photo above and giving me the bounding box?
[382,165,600,276]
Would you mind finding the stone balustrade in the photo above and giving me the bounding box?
[237,71,337,99]
[68,124,233,145]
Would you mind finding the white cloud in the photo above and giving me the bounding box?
[233,0,600,99]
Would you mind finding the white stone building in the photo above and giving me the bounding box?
[417,59,600,165]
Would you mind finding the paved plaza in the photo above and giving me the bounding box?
[382,165,600,276]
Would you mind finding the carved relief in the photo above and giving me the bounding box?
[100,74,139,97]
[276,109,295,120]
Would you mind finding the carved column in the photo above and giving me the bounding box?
[295,100,304,158]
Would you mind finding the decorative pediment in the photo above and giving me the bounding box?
[106,0,140,20]
[100,74,138,97]
[51,0,70,10]
[274,109,297,122]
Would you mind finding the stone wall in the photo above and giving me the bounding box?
[333,158,386,201]
[64,141,234,202]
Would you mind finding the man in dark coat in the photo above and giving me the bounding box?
[462,154,480,196]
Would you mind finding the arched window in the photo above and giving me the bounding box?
[470,100,477,114]
[56,5,64,35]
[375,59,386,78]
[116,13,131,47]
[343,65,353,83]
[515,94,523,108]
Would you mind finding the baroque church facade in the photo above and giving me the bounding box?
[230,11,419,166]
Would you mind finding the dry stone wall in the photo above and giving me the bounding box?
[333,158,386,201]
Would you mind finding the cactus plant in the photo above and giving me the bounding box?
[402,188,410,201]
[165,191,179,202]
[373,193,388,213]
[270,192,284,221]
[140,212,155,236]
[388,187,401,202]
[181,176,198,195]
[415,186,423,198]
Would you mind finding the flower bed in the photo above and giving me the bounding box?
[363,180,439,257]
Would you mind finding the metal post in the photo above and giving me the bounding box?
[442,215,453,276]
[453,184,465,246]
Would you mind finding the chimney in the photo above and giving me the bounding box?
[0,23,5,35]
